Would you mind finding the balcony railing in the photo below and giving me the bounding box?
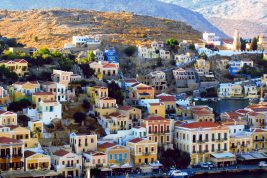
[66,164,76,168]
[142,152,151,156]
[254,139,265,142]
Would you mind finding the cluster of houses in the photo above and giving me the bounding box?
[0,32,267,177]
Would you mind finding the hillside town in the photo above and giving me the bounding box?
[0,27,267,178]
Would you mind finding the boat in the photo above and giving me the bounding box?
[169,169,189,178]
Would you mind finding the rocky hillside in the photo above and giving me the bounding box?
[161,0,267,37]
[0,0,226,37]
[0,9,201,48]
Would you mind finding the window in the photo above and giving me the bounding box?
[124,153,127,159]
[62,161,65,165]
[91,138,94,143]
[151,147,154,152]
[139,148,142,153]
[114,154,117,160]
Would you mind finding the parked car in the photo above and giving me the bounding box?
[259,161,267,167]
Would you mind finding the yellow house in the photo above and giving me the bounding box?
[100,112,132,133]
[191,106,215,122]
[94,97,117,117]
[8,81,40,102]
[247,112,266,128]
[28,120,44,138]
[251,128,267,152]
[87,86,108,104]
[32,92,55,105]
[157,95,176,113]
[0,110,17,126]
[24,150,51,171]
[147,102,166,117]
[129,83,155,103]
[127,138,157,167]
[229,132,252,154]
[141,116,173,147]
[0,59,28,77]
[0,125,39,148]
[70,133,97,154]
[98,142,130,165]
[175,122,230,165]
[118,106,142,127]
[194,58,210,76]
[0,86,10,105]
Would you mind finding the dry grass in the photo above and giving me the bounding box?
[0,9,201,48]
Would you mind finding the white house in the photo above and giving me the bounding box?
[52,149,82,178]
[202,32,221,46]
[42,82,67,102]
[218,83,243,98]
[93,49,104,61]
[70,133,98,154]
[37,100,62,125]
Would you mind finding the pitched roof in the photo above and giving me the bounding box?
[254,128,267,133]
[53,149,69,156]
[0,137,22,144]
[0,110,15,115]
[103,63,117,68]
[119,106,133,111]
[157,95,176,102]
[98,142,116,149]
[24,150,36,158]
[180,122,220,129]
[128,138,143,143]
[248,112,261,117]
[144,116,166,121]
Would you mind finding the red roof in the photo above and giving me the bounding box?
[254,128,267,133]
[248,112,261,117]
[13,59,28,63]
[128,138,143,143]
[180,122,220,129]
[99,97,115,100]
[0,137,22,144]
[0,110,15,115]
[192,110,213,115]
[24,150,36,158]
[103,63,117,68]
[235,109,250,115]
[33,92,54,95]
[119,106,133,111]
[144,116,166,121]
[98,142,116,149]
[157,95,176,102]
[53,149,69,156]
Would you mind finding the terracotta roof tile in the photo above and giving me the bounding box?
[144,116,166,121]
[0,137,22,144]
[128,138,143,143]
[53,149,69,156]
[119,106,133,111]
[98,142,116,149]
[24,150,36,158]
[180,122,220,129]
[157,96,176,102]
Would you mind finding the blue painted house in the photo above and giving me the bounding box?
[105,47,118,63]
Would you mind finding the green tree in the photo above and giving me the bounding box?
[189,44,196,51]
[87,50,96,62]
[251,37,258,51]
[240,38,246,51]
[159,148,191,169]
[199,52,208,60]
[73,112,87,124]
[124,46,137,57]
[166,38,179,49]
[108,81,124,105]
[7,99,32,112]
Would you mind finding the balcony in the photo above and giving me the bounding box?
[254,139,265,142]
[66,164,76,168]
[216,149,224,153]
[216,138,225,142]
[142,152,151,156]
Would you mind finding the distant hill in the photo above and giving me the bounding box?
[0,9,201,48]
[0,0,226,37]
[161,0,267,37]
